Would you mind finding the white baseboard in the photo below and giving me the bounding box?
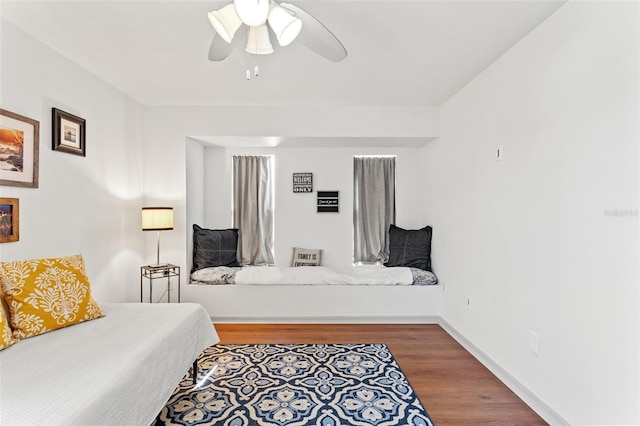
[438,319,568,426]
[211,315,441,324]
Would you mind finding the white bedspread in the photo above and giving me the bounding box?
[235,265,414,285]
[0,302,218,426]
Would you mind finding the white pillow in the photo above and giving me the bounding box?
[291,247,322,267]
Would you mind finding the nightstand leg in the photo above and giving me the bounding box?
[192,360,198,385]
[140,264,180,304]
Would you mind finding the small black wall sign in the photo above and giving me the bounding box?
[317,191,339,213]
[293,173,313,193]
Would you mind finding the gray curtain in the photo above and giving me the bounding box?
[353,156,396,264]
[232,155,274,265]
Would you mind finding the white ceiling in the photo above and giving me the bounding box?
[1,0,566,108]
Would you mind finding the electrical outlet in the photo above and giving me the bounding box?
[529,331,539,356]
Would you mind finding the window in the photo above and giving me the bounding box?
[232,155,274,265]
[353,155,396,264]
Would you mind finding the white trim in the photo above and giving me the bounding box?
[438,319,569,426]
[211,315,441,324]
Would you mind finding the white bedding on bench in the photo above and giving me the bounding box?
[235,265,414,285]
[0,302,218,426]
[190,265,438,286]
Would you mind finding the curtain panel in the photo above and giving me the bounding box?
[232,155,275,265]
[353,156,396,264]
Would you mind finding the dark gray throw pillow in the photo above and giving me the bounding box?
[192,224,240,272]
[384,225,432,271]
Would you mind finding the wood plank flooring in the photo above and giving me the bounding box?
[213,323,547,426]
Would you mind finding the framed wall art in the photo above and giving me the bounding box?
[317,191,339,213]
[293,173,313,193]
[0,109,39,188]
[0,198,19,243]
[52,108,86,156]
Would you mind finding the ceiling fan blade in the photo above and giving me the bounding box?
[208,27,248,61]
[208,32,234,61]
[279,2,347,62]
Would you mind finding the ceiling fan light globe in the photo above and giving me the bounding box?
[268,6,302,46]
[234,0,270,26]
[246,24,274,55]
[208,5,243,43]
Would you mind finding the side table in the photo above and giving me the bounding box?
[140,264,180,303]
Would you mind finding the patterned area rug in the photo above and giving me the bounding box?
[154,343,434,426]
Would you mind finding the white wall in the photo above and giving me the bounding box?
[185,138,206,271]
[422,1,639,424]
[0,20,145,303]
[199,146,425,269]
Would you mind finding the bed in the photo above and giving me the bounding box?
[0,302,219,426]
[190,264,438,286]
[186,264,440,323]
[185,224,440,322]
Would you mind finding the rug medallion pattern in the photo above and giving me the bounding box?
[155,343,434,426]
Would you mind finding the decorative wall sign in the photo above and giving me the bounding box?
[293,173,313,193]
[52,108,86,156]
[0,198,19,243]
[0,109,39,188]
[317,191,339,213]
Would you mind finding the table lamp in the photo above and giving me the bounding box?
[142,207,174,266]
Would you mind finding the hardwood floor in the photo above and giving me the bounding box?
[213,323,547,426]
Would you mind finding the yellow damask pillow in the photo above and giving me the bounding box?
[0,255,105,339]
[0,295,17,350]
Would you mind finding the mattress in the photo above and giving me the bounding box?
[0,302,218,426]
[190,265,438,286]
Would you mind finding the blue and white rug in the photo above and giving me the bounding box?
[154,343,434,426]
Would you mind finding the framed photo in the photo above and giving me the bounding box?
[52,108,86,156]
[0,109,39,188]
[0,198,19,243]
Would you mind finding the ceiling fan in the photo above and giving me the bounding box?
[207,0,347,63]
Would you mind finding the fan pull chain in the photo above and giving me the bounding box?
[245,65,260,80]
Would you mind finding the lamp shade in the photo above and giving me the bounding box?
[234,0,270,26]
[268,6,302,46]
[246,24,273,55]
[142,207,174,231]
[208,4,243,43]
